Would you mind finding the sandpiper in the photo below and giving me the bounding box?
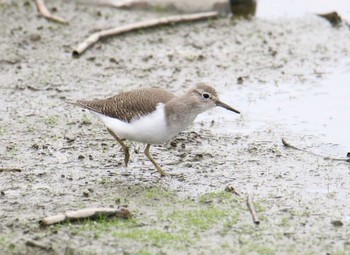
[73,83,240,176]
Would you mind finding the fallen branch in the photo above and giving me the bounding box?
[282,138,349,162]
[35,0,68,24]
[39,207,131,226]
[72,11,219,56]
[0,168,22,172]
[246,193,259,225]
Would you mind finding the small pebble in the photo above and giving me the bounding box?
[65,135,76,143]
[331,220,343,227]
[29,33,41,42]
[31,144,39,150]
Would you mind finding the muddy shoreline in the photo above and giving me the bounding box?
[1,1,350,254]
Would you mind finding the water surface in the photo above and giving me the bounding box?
[207,66,350,155]
[257,0,350,19]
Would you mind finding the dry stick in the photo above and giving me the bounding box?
[72,11,219,56]
[281,138,349,162]
[0,168,22,172]
[35,0,68,24]
[39,207,131,226]
[225,183,242,196]
[246,193,260,225]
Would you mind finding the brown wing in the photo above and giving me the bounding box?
[74,87,175,123]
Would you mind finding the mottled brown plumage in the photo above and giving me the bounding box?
[75,87,175,123]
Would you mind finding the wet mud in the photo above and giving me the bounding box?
[0,1,350,254]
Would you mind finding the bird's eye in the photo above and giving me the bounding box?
[202,92,210,99]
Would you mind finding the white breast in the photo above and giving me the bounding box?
[94,104,173,144]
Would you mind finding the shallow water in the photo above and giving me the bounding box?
[257,0,350,19]
[211,0,350,156]
[201,65,350,155]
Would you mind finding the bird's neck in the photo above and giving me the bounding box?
[164,96,203,134]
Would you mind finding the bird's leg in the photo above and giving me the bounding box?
[144,144,168,177]
[107,128,130,167]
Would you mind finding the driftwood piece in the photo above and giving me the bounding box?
[246,193,259,225]
[35,0,68,24]
[72,11,219,56]
[0,168,22,172]
[282,138,349,162]
[40,207,131,226]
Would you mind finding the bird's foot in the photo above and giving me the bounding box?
[124,147,130,167]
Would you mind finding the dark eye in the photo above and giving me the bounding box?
[202,92,210,99]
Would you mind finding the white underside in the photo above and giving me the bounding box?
[94,104,175,144]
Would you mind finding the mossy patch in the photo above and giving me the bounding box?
[0,235,17,254]
[113,228,192,247]
[54,190,242,252]
[0,125,5,136]
[169,206,239,231]
[240,242,276,255]
[145,187,174,200]
[45,115,58,128]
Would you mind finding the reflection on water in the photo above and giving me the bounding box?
[81,0,350,19]
[211,67,350,154]
[230,0,257,17]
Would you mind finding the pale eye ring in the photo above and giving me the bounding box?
[202,92,211,99]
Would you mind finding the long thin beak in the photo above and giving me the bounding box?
[216,100,240,114]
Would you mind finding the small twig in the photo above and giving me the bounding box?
[39,207,131,226]
[35,0,68,24]
[72,11,219,56]
[246,193,260,225]
[0,168,22,172]
[225,183,241,196]
[282,138,349,162]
